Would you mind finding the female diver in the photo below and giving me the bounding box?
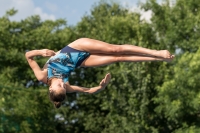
[25,38,175,108]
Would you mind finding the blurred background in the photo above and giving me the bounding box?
[1,0,200,132]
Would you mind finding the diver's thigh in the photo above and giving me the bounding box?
[68,38,120,54]
[80,54,118,67]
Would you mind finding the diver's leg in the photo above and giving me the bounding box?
[68,38,174,59]
[80,54,172,67]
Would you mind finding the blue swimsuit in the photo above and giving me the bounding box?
[47,46,90,83]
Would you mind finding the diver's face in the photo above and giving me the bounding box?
[49,78,66,94]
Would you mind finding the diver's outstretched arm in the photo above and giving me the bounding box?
[66,73,111,94]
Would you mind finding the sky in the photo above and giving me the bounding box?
[0,0,153,25]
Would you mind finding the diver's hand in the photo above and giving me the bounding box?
[99,73,111,89]
[41,49,56,57]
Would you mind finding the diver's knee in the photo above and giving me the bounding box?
[115,56,123,62]
[110,45,123,54]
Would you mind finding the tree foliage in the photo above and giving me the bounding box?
[1,0,200,133]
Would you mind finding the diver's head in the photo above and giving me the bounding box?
[49,78,66,108]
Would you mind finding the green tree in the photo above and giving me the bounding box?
[0,9,77,133]
[1,0,200,132]
[57,1,173,133]
[142,0,200,132]
[154,50,200,132]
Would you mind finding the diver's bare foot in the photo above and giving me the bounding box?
[154,50,174,59]
[162,55,175,62]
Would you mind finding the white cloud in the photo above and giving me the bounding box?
[45,2,58,13]
[140,10,152,22]
[0,0,56,21]
[0,0,17,16]
[34,7,56,21]
[120,0,152,22]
